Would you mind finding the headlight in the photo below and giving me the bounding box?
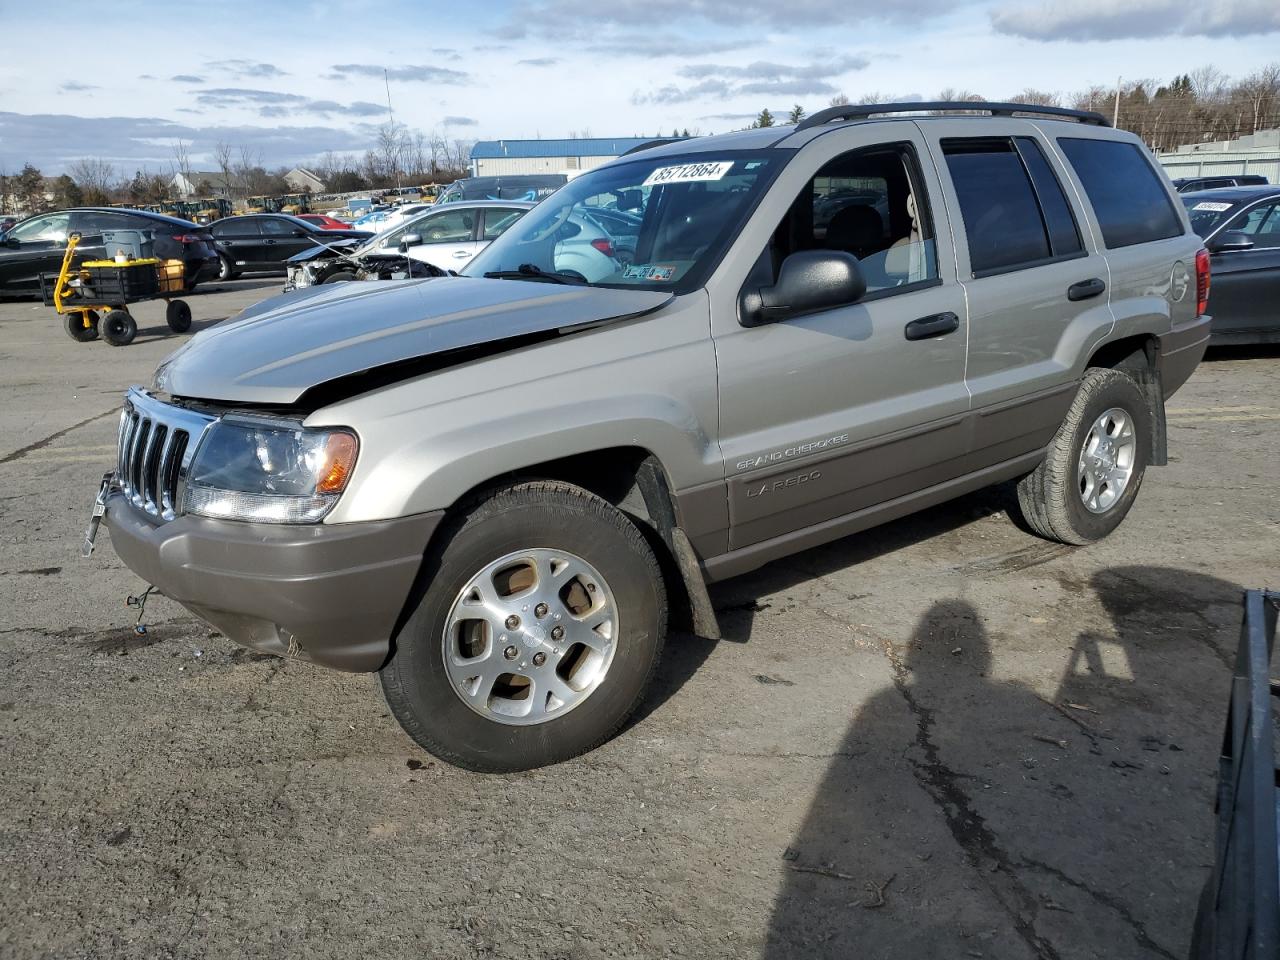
[183,419,358,523]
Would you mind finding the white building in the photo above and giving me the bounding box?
[1157,127,1280,184]
[468,138,656,177]
[170,171,230,198]
[284,167,325,193]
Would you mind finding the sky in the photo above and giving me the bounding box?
[0,0,1277,175]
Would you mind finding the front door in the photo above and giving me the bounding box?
[213,219,263,271]
[710,122,970,551]
[1206,199,1280,338]
[404,208,481,270]
[259,217,312,267]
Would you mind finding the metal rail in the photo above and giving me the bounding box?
[796,101,1110,131]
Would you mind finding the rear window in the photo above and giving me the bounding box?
[1181,197,1241,238]
[1057,138,1183,248]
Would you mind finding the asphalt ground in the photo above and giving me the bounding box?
[1,279,1277,959]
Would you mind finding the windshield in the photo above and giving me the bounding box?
[463,152,781,292]
[1181,196,1241,238]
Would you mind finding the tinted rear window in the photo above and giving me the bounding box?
[1057,138,1183,248]
[1015,137,1083,258]
[943,139,1051,275]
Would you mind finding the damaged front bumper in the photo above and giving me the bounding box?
[101,488,442,672]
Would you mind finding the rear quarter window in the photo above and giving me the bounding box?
[1057,138,1183,248]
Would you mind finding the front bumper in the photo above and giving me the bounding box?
[103,492,443,672]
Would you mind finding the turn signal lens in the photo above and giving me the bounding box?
[317,432,359,494]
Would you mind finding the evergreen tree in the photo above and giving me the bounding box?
[753,108,775,128]
[787,104,807,124]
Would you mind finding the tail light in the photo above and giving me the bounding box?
[590,238,615,257]
[1195,248,1210,318]
[172,234,199,244]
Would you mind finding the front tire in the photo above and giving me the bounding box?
[166,299,192,333]
[63,310,99,342]
[380,481,667,772]
[100,309,137,347]
[1016,368,1151,545]
[216,254,237,281]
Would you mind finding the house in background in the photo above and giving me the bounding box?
[284,167,325,193]
[171,171,231,198]
[468,138,654,177]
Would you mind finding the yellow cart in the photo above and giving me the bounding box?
[43,234,192,346]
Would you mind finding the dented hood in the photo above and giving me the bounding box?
[155,276,672,404]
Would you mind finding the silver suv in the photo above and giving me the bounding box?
[91,102,1212,772]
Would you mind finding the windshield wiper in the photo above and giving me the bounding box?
[483,263,587,285]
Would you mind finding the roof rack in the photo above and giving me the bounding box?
[795,101,1110,131]
[622,137,687,156]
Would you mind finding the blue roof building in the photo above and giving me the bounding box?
[469,137,655,176]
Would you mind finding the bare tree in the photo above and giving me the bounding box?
[170,140,194,196]
[68,157,117,205]
[1009,88,1061,107]
[828,93,850,107]
[213,141,236,199]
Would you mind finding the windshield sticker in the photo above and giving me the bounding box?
[643,161,734,186]
[622,263,677,281]
[1192,201,1233,212]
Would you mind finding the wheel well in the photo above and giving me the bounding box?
[1085,334,1167,466]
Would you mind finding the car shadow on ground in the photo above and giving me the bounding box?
[761,564,1242,959]
[1203,343,1280,362]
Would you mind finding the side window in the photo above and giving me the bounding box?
[1057,138,1183,248]
[8,213,70,243]
[419,210,475,243]
[756,142,939,296]
[212,219,260,238]
[71,211,136,236]
[482,208,523,240]
[943,138,1054,275]
[1233,203,1280,248]
[260,217,297,237]
[1014,137,1083,257]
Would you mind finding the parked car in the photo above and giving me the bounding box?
[296,214,353,231]
[94,101,1210,773]
[0,207,218,297]
[1181,185,1280,343]
[210,214,371,279]
[1171,174,1269,193]
[285,200,618,288]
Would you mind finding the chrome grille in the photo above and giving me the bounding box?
[117,387,215,521]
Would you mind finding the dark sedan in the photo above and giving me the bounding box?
[210,214,371,279]
[1182,186,1280,344]
[0,208,218,297]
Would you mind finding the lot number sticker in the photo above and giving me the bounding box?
[1193,201,1233,212]
[643,161,734,186]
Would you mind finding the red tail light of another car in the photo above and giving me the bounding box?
[590,238,615,257]
[1195,248,1210,318]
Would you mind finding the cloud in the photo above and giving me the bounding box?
[517,57,559,66]
[195,88,386,118]
[206,59,288,79]
[0,110,370,172]
[697,112,761,121]
[991,0,1280,39]
[584,34,751,58]
[510,0,958,30]
[58,82,99,92]
[327,63,470,84]
[443,115,479,126]
[171,74,204,84]
[634,54,868,104]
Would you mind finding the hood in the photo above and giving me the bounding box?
[155,276,672,405]
[287,239,360,263]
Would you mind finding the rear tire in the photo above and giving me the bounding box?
[166,299,192,333]
[1015,368,1150,545]
[63,310,99,343]
[100,309,137,347]
[380,481,667,772]
[323,271,357,284]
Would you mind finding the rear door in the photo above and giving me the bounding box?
[212,218,263,270]
[919,120,1115,467]
[0,212,73,294]
[1206,199,1280,337]
[403,208,481,269]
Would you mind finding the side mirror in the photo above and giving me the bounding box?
[399,233,423,251]
[293,228,308,237]
[1208,229,1254,253]
[740,250,867,327]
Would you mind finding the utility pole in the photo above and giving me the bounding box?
[1113,76,1122,127]
[384,68,402,193]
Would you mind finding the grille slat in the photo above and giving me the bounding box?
[116,388,215,522]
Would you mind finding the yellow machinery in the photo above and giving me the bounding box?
[44,235,193,347]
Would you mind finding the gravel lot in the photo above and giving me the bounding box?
[0,280,1276,959]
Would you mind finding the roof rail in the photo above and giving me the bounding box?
[622,137,687,156]
[795,101,1110,131]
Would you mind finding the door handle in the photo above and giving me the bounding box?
[1067,277,1106,301]
[904,311,960,341]
[452,250,471,258]
[263,239,277,245]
